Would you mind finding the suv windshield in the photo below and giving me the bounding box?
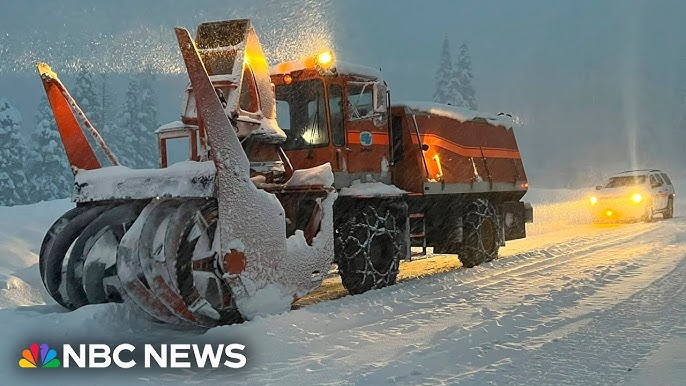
[275,79,329,150]
[604,175,646,188]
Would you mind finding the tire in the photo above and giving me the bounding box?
[335,199,408,295]
[664,197,674,219]
[458,199,501,268]
[642,203,654,223]
[432,217,460,254]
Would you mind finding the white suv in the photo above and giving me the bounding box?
[589,169,675,222]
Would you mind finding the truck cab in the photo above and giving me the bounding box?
[270,53,391,189]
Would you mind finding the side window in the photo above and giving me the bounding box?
[347,82,375,120]
[239,66,259,113]
[276,100,290,130]
[661,173,672,185]
[649,174,662,187]
[328,84,345,146]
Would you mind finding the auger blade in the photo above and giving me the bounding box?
[163,199,241,325]
[65,201,147,308]
[116,201,183,325]
[136,199,204,325]
[41,204,110,309]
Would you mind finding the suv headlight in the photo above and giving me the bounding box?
[632,193,643,203]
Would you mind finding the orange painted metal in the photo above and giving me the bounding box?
[271,64,526,194]
[223,250,247,274]
[37,65,101,172]
[391,109,526,192]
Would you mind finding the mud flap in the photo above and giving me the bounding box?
[501,201,531,241]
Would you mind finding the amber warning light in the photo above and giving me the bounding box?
[316,50,334,69]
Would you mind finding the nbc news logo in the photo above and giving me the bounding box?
[19,343,246,369]
[19,343,60,368]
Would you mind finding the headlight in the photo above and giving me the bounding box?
[632,193,643,203]
[589,196,598,205]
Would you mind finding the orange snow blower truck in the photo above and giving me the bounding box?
[36,19,532,327]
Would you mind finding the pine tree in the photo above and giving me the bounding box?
[136,69,159,168]
[433,36,454,105]
[112,72,159,169]
[451,43,478,110]
[72,69,103,129]
[27,96,72,202]
[96,73,120,165]
[0,98,30,206]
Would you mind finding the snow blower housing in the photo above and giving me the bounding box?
[36,18,532,327]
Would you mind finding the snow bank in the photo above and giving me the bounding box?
[0,199,73,309]
[523,186,591,205]
[0,184,684,384]
[339,180,407,196]
[0,199,73,273]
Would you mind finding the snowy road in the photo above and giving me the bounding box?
[1,191,685,385]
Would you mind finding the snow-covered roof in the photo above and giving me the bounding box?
[616,169,662,176]
[393,101,514,128]
[269,59,382,81]
[155,120,196,134]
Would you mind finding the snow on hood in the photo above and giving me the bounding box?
[285,163,335,187]
[251,117,287,143]
[339,180,407,196]
[393,101,514,128]
[594,185,648,198]
[73,161,216,201]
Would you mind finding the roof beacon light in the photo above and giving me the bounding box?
[317,50,334,70]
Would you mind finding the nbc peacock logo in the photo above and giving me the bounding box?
[19,343,61,368]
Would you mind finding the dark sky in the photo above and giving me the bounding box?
[1,0,685,186]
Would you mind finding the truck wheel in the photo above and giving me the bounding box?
[664,197,674,219]
[335,199,408,295]
[458,199,501,268]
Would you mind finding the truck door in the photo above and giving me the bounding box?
[327,83,346,173]
[340,81,390,186]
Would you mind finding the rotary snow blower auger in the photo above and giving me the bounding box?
[37,20,337,326]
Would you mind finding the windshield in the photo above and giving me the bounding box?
[275,79,329,150]
[604,175,646,188]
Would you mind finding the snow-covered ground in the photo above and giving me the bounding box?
[1,187,685,385]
